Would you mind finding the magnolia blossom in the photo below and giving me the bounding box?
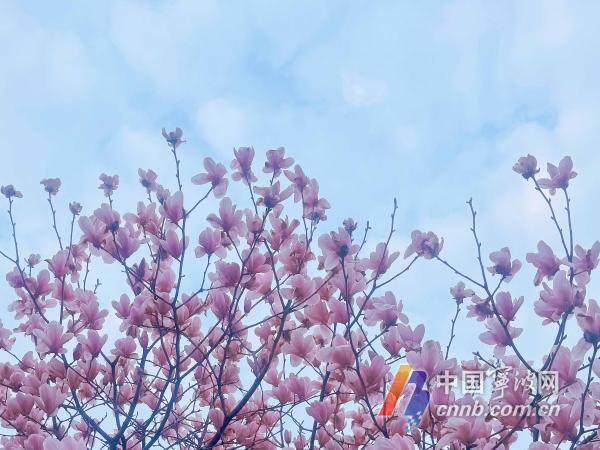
[407,340,455,377]
[138,168,158,192]
[98,173,118,197]
[40,178,61,195]
[1,184,22,198]
[263,147,294,175]
[1,141,598,449]
[437,416,491,448]
[231,146,257,184]
[526,240,561,285]
[159,191,184,223]
[479,317,523,357]
[0,319,14,350]
[495,291,524,321]
[512,154,538,179]
[450,281,474,302]
[191,157,228,198]
[576,299,600,343]
[537,156,577,194]
[535,270,584,323]
[404,229,443,259]
[572,241,600,284]
[32,321,73,355]
[161,127,185,149]
[487,247,522,281]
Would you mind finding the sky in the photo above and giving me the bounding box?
[1,0,600,429]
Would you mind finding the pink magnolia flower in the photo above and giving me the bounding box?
[159,191,184,223]
[286,375,316,400]
[329,297,349,323]
[576,299,600,343]
[367,242,399,275]
[318,228,357,270]
[124,201,160,235]
[264,147,294,175]
[343,218,358,235]
[69,201,82,215]
[1,184,22,198]
[407,340,454,377]
[32,321,73,355]
[363,291,408,328]
[98,173,119,196]
[254,181,293,209]
[479,318,522,357]
[306,400,335,425]
[345,355,388,398]
[512,154,539,179]
[302,179,330,222]
[94,203,120,232]
[0,319,15,350]
[267,215,300,250]
[40,178,61,195]
[162,228,186,259]
[46,249,71,278]
[191,157,228,198]
[369,435,415,450]
[231,147,257,184]
[77,330,107,358]
[23,434,46,450]
[537,156,577,194]
[547,346,582,387]
[212,261,242,288]
[37,384,67,416]
[282,330,316,366]
[317,335,355,370]
[535,270,584,323]
[526,241,561,285]
[404,230,443,259]
[161,127,185,149]
[26,253,42,268]
[450,281,474,302]
[528,444,556,450]
[114,224,141,259]
[42,436,87,450]
[571,241,600,284]
[437,416,491,448]
[111,336,137,359]
[78,216,107,248]
[281,274,316,303]
[304,300,330,325]
[10,392,35,417]
[495,291,524,321]
[394,323,425,353]
[487,247,521,281]
[138,168,158,192]
[543,396,580,443]
[332,266,366,299]
[207,197,243,235]
[155,184,170,203]
[467,295,494,322]
[195,228,226,259]
[78,294,109,330]
[284,164,309,200]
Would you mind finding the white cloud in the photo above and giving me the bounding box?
[341,71,387,107]
[195,98,251,155]
[0,3,95,106]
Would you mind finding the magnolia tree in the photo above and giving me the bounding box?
[0,130,598,450]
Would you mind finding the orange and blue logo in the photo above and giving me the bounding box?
[379,364,430,432]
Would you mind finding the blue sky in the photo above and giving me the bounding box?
[2,0,600,385]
